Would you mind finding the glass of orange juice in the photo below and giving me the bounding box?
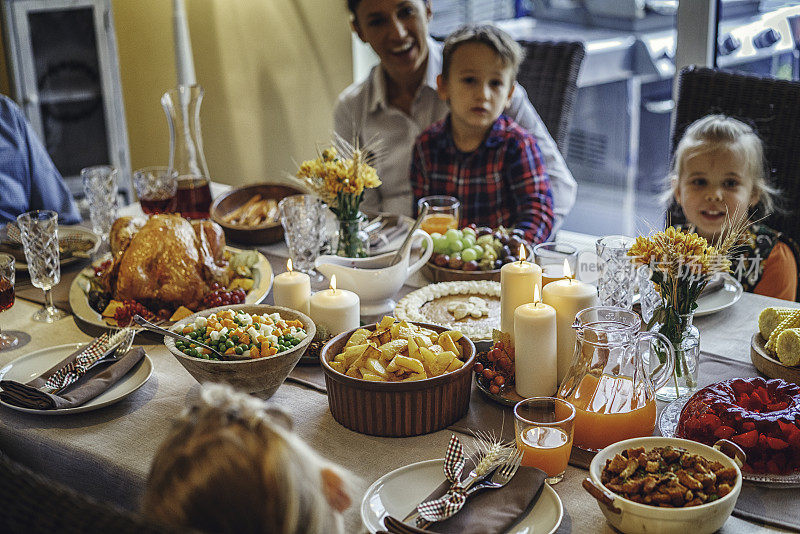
[533,242,578,286]
[417,195,460,235]
[514,397,575,484]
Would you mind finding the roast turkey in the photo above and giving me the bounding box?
[104,214,229,310]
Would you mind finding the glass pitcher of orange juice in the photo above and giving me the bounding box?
[557,306,675,451]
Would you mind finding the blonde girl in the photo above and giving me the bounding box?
[670,114,797,300]
[142,384,351,534]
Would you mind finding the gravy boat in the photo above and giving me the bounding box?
[315,229,433,315]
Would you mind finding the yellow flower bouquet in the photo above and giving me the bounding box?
[295,138,381,257]
[628,224,744,398]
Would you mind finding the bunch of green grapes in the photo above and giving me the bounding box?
[428,225,529,271]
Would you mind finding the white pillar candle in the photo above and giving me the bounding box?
[542,261,598,385]
[310,275,360,337]
[514,284,557,397]
[273,259,311,316]
[541,263,566,287]
[173,0,196,86]
[500,245,542,343]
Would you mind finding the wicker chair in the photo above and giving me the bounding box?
[0,453,185,534]
[668,66,800,301]
[516,41,585,153]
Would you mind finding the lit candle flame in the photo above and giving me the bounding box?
[563,258,573,281]
[518,243,526,264]
[286,258,293,272]
[330,274,337,292]
[533,282,541,304]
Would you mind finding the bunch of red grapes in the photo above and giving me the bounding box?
[474,341,515,395]
[201,284,247,308]
[114,300,154,327]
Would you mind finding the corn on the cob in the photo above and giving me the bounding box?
[759,307,799,339]
[776,328,800,366]
[765,308,800,353]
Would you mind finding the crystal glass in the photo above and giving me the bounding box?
[133,166,178,214]
[81,165,118,245]
[279,195,333,276]
[637,264,661,324]
[534,242,578,286]
[16,211,67,322]
[649,312,701,401]
[596,235,636,309]
[0,253,18,349]
[162,85,212,219]
[514,397,575,484]
[417,195,460,235]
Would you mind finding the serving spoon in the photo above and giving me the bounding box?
[133,315,248,361]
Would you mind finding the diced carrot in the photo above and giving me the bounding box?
[222,319,235,329]
[239,334,250,345]
[201,348,210,354]
[225,347,235,355]
[260,344,269,357]
[182,326,193,334]
[268,346,278,356]
[257,335,266,343]
[250,347,259,357]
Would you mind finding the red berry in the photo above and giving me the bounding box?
[493,375,505,386]
[482,369,495,380]
[732,429,758,448]
[489,385,500,395]
[474,363,484,373]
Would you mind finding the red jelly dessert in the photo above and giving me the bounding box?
[676,377,800,474]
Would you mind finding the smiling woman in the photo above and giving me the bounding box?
[335,0,577,222]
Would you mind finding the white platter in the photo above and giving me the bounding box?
[0,343,152,415]
[360,458,563,534]
[68,246,273,329]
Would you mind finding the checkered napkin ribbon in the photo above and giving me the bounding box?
[416,435,470,524]
[42,333,113,391]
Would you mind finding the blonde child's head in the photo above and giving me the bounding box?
[437,25,523,149]
[669,114,778,241]
[143,384,350,534]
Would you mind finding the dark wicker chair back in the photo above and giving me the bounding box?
[669,66,800,300]
[516,40,585,152]
[0,453,185,534]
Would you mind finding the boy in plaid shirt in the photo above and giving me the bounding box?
[410,25,554,243]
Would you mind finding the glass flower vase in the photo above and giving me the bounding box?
[336,214,369,258]
[650,311,700,401]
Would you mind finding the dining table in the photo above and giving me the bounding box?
[1,212,798,533]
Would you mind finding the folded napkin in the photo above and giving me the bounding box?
[0,346,145,410]
[409,461,546,534]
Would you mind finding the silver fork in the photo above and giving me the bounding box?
[411,449,525,531]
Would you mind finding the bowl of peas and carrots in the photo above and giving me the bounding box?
[164,304,315,398]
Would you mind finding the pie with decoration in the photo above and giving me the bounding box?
[395,281,500,341]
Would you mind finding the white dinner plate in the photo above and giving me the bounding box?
[2,226,100,271]
[68,246,273,329]
[694,273,743,317]
[360,458,563,534]
[0,343,153,415]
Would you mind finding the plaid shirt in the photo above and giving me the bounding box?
[411,114,554,243]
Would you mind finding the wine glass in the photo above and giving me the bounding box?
[0,253,18,349]
[81,165,118,254]
[16,210,67,322]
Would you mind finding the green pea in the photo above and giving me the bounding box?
[291,338,300,346]
[235,346,244,355]
[226,339,234,349]
[231,334,239,342]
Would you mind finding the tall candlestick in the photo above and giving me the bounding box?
[273,259,311,316]
[514,284,557,397]
[500,244,541,343]
[173,0,196,86]
[310,275,360,336]
[541,261,597,385]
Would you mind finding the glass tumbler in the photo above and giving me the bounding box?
[133,166,178,214]
[16,210,67,322]
[534,242,578,286]
[81,165,118,244]
[417,195,460,235]
[596,235,636,309]
[514,397,575,484]
[0,253,18,349]
[278,195,332,276]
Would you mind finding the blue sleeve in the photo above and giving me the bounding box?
[0,96,81,225]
